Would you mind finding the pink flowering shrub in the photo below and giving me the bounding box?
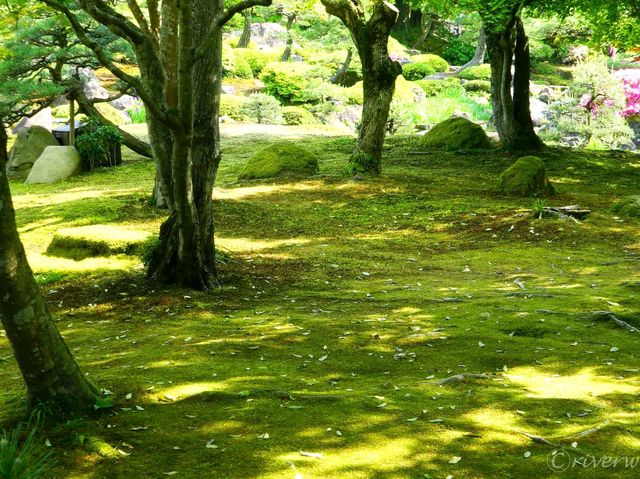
[614,69,640,118]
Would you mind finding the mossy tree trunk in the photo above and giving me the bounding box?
[0,124,99,415]
[321,0,402,174]
[484,14,543,152]
[44,0,271,290]
[237,9,252,48]
[280,12,297,62]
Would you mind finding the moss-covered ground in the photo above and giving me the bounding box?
[2,125,640,478]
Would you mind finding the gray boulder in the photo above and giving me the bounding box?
[529,97,551,127]
[6,126,59,180]
[12,108,53,134]
[249,23,287,48]
[110,94,138,111]
[77,67,110,100]
[25,146,82,184]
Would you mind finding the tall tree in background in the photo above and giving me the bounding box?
[0,21,99,414]
[477,0,543,150]
[42,0,271,290]
[320,0,402,174]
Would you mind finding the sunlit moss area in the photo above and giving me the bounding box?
[2,125,640,478]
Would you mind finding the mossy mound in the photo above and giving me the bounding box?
[239,142,319,180]
[421,116,491,150]
[496,156,555,197]
[46,225,152,260]
[612,196,640,218]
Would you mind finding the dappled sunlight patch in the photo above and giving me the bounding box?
[277,436,434,478]
[218,237,313,253]
[29,252,139,273]
[463,408,524,445]
[215,181,324,200]
[506,367,638,400]
[152,382,230,402]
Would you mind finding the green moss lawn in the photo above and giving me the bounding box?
[3,125,640,478]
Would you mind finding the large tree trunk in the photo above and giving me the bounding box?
[144,0,220,290]
[322,0,401,174]
[0,126,98,414]
[237,9,252,48]
[352,64,397,174]
[485,16,543,151]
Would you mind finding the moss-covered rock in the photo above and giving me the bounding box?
[611,196,640,218]
[496,156,555,197]
[239,142,319,180]
[6,126,59,179]
[421,116,491,150]
[46,225,152,260]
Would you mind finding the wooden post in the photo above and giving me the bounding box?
[68,95,75,146]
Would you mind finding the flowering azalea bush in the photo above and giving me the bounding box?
[541,58,633,149]
[613,69,640,119]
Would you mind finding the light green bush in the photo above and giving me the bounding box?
[458,64,492,81]
[282,106,317,125]
[234,48,279,76]
[220,94,250,121]
[260,62,331,103]
[240,93,282,124]
[415,78,463,97]
[463,80,491,93]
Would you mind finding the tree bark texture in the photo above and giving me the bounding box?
[237,9,252,48]
[44,0,271,289]
[485,14,543,151]
[0,126,98,414]
[321,0,401,174]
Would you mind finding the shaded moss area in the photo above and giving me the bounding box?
[238,141,320,180]
[612,196,640,219]
[421,116,492,150]
[46,225,152,260]
[496,156,555,197]
[2,125,640,479]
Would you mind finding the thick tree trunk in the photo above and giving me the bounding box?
[322,0,401,174]
[455,27,486,74]
[0,126,98,414]
[145,0,220,289]
[237,9,252,48]
[352,67,397,174]
[485,16,543,151]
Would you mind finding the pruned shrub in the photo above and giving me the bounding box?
[459,64,491,81]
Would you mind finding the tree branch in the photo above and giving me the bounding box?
[41,0,171,125]
[194,0,272,61]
